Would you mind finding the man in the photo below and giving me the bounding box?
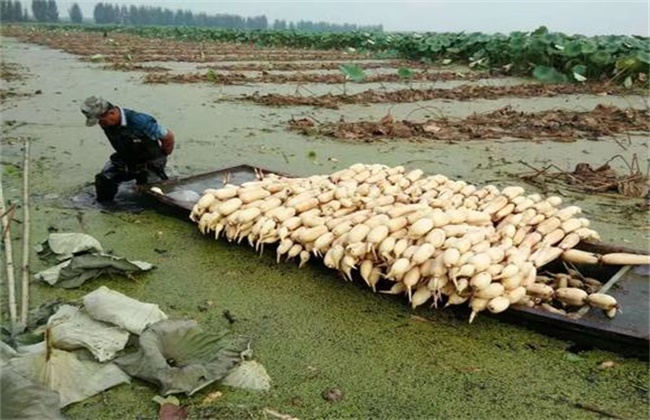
[80,96,175,202]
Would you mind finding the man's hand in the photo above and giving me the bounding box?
[160,130,175,155]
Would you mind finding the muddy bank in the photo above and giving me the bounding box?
[288,104,650,142]
[142,68,498,85]
[0,36,648,419]
[239,82,639,109]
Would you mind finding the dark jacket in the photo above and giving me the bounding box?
[101,108,167,165]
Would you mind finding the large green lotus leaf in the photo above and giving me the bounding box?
[590,51,612,65]
[532,65,568,83]
[571,64,588,82]
[636,50,650,64]
[580,41,598,54]
[1,368,63,419]
[563,41,583,58]
[397,67,414,80]
[532,25,549,36]
[7,346,130,408]
[339,64,366,82]
[616,56,639,70]
[115,320,250,396]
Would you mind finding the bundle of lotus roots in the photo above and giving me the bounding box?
[190,164,649,323]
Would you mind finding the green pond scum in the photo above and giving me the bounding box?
[2,205,642,419]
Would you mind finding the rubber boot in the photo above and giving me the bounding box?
[95,173,118,202]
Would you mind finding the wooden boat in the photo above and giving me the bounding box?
[142,164,649,359]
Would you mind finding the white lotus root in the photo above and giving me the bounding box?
[191,164,644,323]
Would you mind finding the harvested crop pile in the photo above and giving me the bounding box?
[288,105,650,142]
[242,83,629,109]
[190,164,650,322]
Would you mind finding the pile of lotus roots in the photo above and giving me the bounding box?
[190,164,648,322]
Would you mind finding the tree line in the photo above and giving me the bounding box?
[0,0,60,22]
[92,2,382,31]
[0,0,29,21]
[1,0,383,32]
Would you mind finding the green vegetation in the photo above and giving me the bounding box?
[12,24,648,85]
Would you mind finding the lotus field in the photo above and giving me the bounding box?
[0,23,649,420]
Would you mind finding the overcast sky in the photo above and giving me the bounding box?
[57,1,649,36]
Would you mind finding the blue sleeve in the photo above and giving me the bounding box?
[131,111,168,140]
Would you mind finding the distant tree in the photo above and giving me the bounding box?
[1,0,10,21]
[93,2,118,24]
[82,1,381,32]
[45,0,57,21]
[245,15,267,30]
[117,4,125,23]
[0,0,28,21]
[31,0,56,21]
[272,19,287,30]
[12,0,23,20]
[31,0,45,21]
[92,2,101,22]
[68,2,81,23]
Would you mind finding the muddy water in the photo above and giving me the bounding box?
[1,36,649,419]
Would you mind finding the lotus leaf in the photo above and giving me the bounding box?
[1,368,63,419]
[35,232,103,260]
[7,346,130,407]
[83,286,167,335]
[339,64,366,82]
[115,319,250,396]
[222,360,272,391]
[36,253,154,288]
[49,304,130,362]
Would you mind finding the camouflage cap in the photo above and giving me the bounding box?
[80,96,111,126]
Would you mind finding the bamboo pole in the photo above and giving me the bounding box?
[20,138,30,326]
[0,171,17,327]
